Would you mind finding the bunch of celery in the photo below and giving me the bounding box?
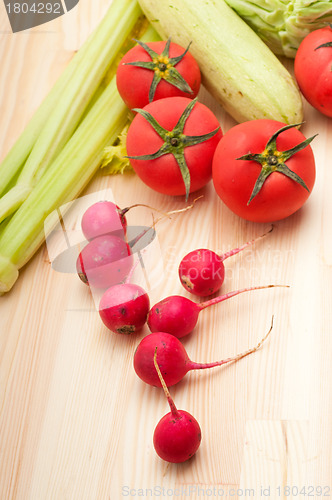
[0,0,159,294]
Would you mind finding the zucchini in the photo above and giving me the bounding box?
[137,0,303,124]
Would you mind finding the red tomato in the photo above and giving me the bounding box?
[126,97,222,198]
[116,39,201,109]
[212,120,316,222]
[294,26,332,117]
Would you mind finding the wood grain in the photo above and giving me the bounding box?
[0,1,331,499]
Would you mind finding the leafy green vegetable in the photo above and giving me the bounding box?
[224,0,332,57]
[101,124,134,175]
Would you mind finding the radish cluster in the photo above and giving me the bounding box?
[137,319,274,464]
[79,204,282,463]
[130,229,284,463]
[75,199,284,465]
[76,200,167,289]
[76,198,200,335]
[74,200,151,334]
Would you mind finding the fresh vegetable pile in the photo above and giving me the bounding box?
[0,0,327,293]
[72,194,284,463]
[1,0,331,467]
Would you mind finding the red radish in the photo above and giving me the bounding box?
[99,282,150,334]
[153,348,201,463]
[178,226,273,297]
[76,234,132,289]
[147,284,284,338]
[134,317,274,387]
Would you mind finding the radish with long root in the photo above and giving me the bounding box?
[147,284,286,338]
[134,317,274,387]
[178,226,273,297]
[99,260,150,335]
[82,197,203,241]
[153,348,202,463]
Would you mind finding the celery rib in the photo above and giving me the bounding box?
[0,79,127,294]
[0,64,72,197]
[0,184,32,223]
[0,0,144,224]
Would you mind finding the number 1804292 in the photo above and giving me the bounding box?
[6,3,62,14]
[277,486,331,496]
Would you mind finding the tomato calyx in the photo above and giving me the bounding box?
[314,24,332,51]
[127,98,220,200]
[315,41,332,50]
[123,37,194,103]
[237,123,317,205]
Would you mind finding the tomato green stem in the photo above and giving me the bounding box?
[124,37,194,102]
[127,97,220,200]
[315,41,332,50]
[237,122,317,205]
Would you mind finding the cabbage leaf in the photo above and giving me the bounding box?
[225,0,332,57]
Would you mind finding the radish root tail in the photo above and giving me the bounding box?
[223,315,274,365]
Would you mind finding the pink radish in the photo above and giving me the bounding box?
[153,348,201,463]
[76,234,133,289]
[81,201,128,240]
[134,318,274,387]
[81,198,202,241]
[99,279,150,334]
[178,226,273,297]
[147,284,285,338]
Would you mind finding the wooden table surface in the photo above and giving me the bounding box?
[0,1,331,499]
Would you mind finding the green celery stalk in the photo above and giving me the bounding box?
[0,24,160,294]
[0,62,72,197]
[0,0,144,223]
[0,0,130,196]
